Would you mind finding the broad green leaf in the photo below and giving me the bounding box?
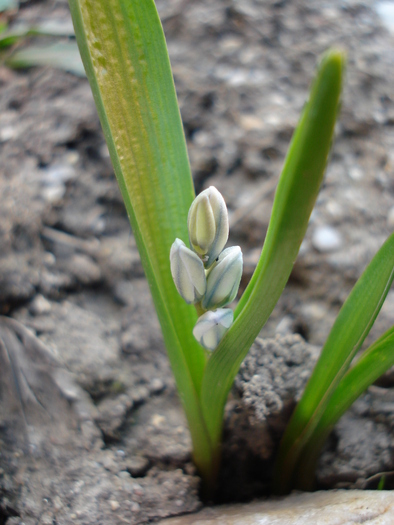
[201,50,344,452]
[68,0,213,475]
[273,232,394,494]
[293,324,394,490]
[6,42,85,76]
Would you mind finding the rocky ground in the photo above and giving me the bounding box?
[1,0,394,523]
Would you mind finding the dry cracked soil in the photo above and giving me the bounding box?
[1,0,394,523]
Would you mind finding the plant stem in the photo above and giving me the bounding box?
[195,302,206,317]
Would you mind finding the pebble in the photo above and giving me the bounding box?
[110,500,120,511]
[131,386,149,404]
[348,165,364,181]
[149,378,165,394]
[131,483,144,497]
[41,164,76,186]
[41,184,66,203]
[40,163,76,203]
[126,456,150,477]
[275,315,295,335]
[118,470,131,480]
[29,294,51,316]
[312,225,343,253]
[130,502,140,512]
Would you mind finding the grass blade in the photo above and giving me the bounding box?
[293,324,394,490]
[6,42,85,76]
[68,0,213,475]
[273,232,394,494]
[200,50,344,454]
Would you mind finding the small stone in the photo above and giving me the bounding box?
[126,456,150,477]
[131,483,144,497]
[110,500,120,511]
[348,165,364,180]
[42,185,66,203]
[131,386,149,404]
[312,225,343,253]
[118,470,131,480]
[41,164,76,186]
[29,294,51,316]
[149,378,165,394]
[151,414,166,428]
[275,315,295,335]
[0,125,16,141]
[239,114,265,131]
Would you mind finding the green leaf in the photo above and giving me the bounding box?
[0,19,75,44]
[6,42,85,76]
[273,232,394,494]
[68,0,213,475]
[294,323,394,490]
[0,19,75,50]
[200,50,345,453]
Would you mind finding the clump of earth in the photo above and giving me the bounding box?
[1,0,394,523]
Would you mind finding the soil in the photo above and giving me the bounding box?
[1,0,394,523]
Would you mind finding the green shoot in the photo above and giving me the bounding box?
[273,233,394,493]
[378,476,386,491]
[290,316,394,491]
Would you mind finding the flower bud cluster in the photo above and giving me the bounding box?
[170,186,242,351]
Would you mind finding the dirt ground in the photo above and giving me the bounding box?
[1,0,394,523]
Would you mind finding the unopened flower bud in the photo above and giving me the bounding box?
[202,246,243,310]
[193,308,233,351]
[170,238,206,304]
[188,186,229,268]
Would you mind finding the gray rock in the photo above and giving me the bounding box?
[159,490,394,525]
[15,301,119,392]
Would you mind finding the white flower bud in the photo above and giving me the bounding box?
[193,308,233,351]
[170,238,206,304]
[187,186,229,268]
[202,246,243,310]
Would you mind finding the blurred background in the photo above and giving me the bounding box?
[1,0,394,347]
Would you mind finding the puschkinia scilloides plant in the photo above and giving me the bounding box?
[170,187,242,351]
[69,0,394,496]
